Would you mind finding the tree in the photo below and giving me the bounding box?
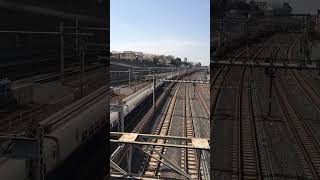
[195,62,201,67]
[152,56,159,65]
[175,58,181,65]
[170,58,182,67]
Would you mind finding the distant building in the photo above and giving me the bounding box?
[111,51,122,59]
[111,51,143,61]
[111,51,180,65]
[122,51,136,60]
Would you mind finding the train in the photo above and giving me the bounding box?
[0,69,197,179]
[0,85,107,179]
[110,69,195,130]
[0,1,107,179]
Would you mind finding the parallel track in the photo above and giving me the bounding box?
[275,75,320,179]
[140,72,209,179]
[184,84,199,179]
[143,84,181,177]
[274,36,320,179]
[236,68,262,179]
[231,46,268,180]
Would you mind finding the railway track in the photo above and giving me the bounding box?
[139,72,209,179]
[196,85,209,119]
[212,35,284,179]
[184,84,199,179]
[212,33,320,179]
[189,82,210,180]
[110,71,209,179]
[286,36,320,113]
[42,85,107,132]
[236,68,262,179]
[272,36,320,179]
[0,105,47,133]
[210,47,255,118]
[110,82,176,169]
[292,71,320,113]
[110,71,185,168]
[230,45,270,179]
[275,74,320,179]
[143,83,181,177]
[9,63,105,83]
[131,82,175,134]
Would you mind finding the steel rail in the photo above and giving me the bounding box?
[189,76,210,180]
[275,75,320,179]
[234,44,268,179]
[274,35,320,179]
[111,82,176,170]
[143,84,181,177]
[185,83,199,179]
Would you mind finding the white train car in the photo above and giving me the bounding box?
[110,69,193,129]
[43,94,107,174]
[0,86,108,179]
[0,69,197,179]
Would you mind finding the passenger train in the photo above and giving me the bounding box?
[0,69,194,179]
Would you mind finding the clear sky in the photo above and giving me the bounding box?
[111,0,210,66]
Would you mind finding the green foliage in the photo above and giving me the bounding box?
[152,56,159,65]
[170,58,182,66]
